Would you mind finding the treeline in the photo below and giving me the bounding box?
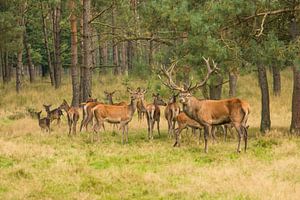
[0,0,300,134]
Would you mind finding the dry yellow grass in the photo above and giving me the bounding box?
[0,69,299,200]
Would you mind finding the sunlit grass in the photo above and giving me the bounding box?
[0,69,299,199]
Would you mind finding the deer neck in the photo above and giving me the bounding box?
[139,99,147,112]
[128,98,137,116]
[182,96,203,118]
[108,97,113,105]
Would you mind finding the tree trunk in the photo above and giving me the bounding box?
[209,75,223,100]
[23,28,35,83]
[82,0,92,101]
[112,1,120,75]
[290,66,300,134]
[121,42,128,76]
[258,64,271,133]
[70,0,80,107]
[127,40,133,71]
[41,1,55,86]
[272,65,281,96]
[149,33,154,70]
[2,51,10,83]
[16,49,22,93]
[229,71,238,97]
[52,2,62,89]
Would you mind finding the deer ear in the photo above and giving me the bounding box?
[112,90,116,94]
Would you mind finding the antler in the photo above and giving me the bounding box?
[187,56,219,91]
[158,60,185,92]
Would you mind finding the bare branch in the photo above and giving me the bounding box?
[256,12,268,37]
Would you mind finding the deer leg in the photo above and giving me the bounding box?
[222,125,227,142]
[171,120,176,138]
[157,119,160,137]
[234,124,243,153]
[198,128,202,145]
[204,125,211,153]
[73,118,78,135]
[173,128,182,147]
[211,126,217,144]
[146,115,151,140]
[151,120,155,140]
[126,124,129,143]
[68,118,72,136]
[242,126,248,152]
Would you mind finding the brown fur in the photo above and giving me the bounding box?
[60,99,79,135]
[173,112,203,147]
[80,100,103,132]
[92,88,141,143]
[35,111,50,133]
[164,94,180,137]
[43,104,63,126]
[144,93,166,139]
[180,94,250,153]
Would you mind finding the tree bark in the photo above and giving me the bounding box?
[2,51,10,83]
[229,71,238,97]
[52,1,62,89]
[121,42,128,75]
[16,48,22,93]
[70,0,80,107]
[127,40,133,71]
[82,0,92,101]
[258,64,271,133]
[272,65,281,96]
[149,33,154,70]
[209,74,223,100]
[112,1,120,75]
[41,1,55,86]
[23,28,35,83]
[290,66,300,134]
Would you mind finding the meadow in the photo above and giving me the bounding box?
[0,69,299,200]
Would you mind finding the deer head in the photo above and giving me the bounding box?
[153,93,167,106]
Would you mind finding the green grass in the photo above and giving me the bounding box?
[0,70,299,199]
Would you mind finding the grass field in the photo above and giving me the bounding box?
[0,69,299,199]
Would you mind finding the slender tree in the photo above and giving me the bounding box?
[69,0,80,107]
[82,0,92,101]
[258,63,271,133]
[40,1,55,86]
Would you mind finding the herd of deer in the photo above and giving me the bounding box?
[35,57,250,153]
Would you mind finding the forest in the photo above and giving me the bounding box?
[0,0,300,199]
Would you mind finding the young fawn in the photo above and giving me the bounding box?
[35,111,50,133]
[43,104,63,126]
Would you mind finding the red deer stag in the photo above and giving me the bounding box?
[144,93,167,139]
[158,57,250,153]
[35,111,50,133]
[173,111,203,147]
[92,88,142,144]
[59,99,80,135]
[164,93,180,137]
[43,104,63,126]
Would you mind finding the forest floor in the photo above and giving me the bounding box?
[0,69,299,200]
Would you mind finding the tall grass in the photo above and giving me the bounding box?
[0,69,299,200]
